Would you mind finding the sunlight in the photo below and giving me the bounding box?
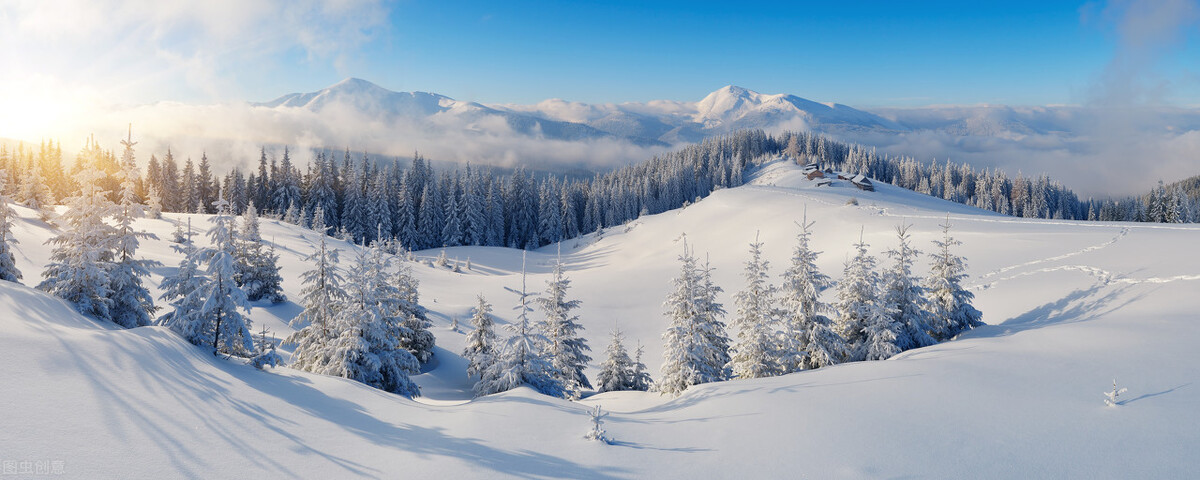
[0,79,89,143]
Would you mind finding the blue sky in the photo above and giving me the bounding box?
[346,1,1109,106]
[274,0,1195,107]
[0,0,1196,110]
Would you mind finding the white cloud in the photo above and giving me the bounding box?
[0,0,388,102]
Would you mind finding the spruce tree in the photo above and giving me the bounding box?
[537,251,592,397]
[38,149,118,322]
[882,224,936,351]
[286,208,348,372]
[779,214,845,371]
[391,261,436,364]
[236,201,285,303]
[158,219,205,330]
[659,242,730,396]
[924,217,983,341]
[630,341,653,391]
[163,198,255,354]
[463,294,498,379]
[108,129,158,328]
[729,233,783,379]
[0,171,22,283]
[475,253,563,397]
[597,329,636,392]
[834,230,891,362]
[324,244,420,397]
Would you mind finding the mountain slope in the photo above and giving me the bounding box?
[4,161,1200,477]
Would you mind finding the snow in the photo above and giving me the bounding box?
[4,159,1200,477]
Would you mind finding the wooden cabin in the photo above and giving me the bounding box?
[850,174,874,192]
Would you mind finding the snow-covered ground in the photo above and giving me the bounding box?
[4,159,1199,478]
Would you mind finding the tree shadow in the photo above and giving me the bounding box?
[1120,383,1190,406]
[964,283,1147,339]
[14,287,627,479]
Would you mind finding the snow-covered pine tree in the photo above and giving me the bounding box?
[584,405,608,443]
[169,198,255,354]
[597,329,635,392]
[779,214,845,371]
[463,294,498,379]
[441,183,464,247]
[537,250,592,397]
[862,298,901,361]
[236,201,286,303]
[391,260,436,364]
[0,171,22,283]
[157,221,208,341]
[475,252,563,398]
[881,224,936,351]
[286,208,348,373]
[283,199,300,225]
[698,254,732,374]
[17,156,53,218]
[250,325,283,370]
[659,241,730,396]
[834,229,895,362]
[321,242,421,396]
[38,150,118,321]
[107,129,158,328]
[729,233,783,379]
[924,217,983,341]
[630,341,653,391]
[146,184,163,219]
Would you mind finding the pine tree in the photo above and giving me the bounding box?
[441,185,464,247]
[158,220,207,342]
[108,129,158,328]
[38,149,118,322]
[163,198,255,354]
[0,171,22,283]
[924,217,983,341]
[834,230,888,362]
[729,233,783,379]
[236,201,286,303]
[882,224,936,351]
[17,155,53,218]
[417,183,443,249]
[475,253,563,397]
[597,329,638,392]
[862,299,901,361]
[286,208,348,372]
[146,184,163,219]
[659,241,730,396]
[779,214,845,371]
[324,244,421,397]
[630,341,653,391]
[391,260,436,364]
[537,250,592,397]
[463,294,498,379]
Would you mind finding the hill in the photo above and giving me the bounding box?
[4,160,1200,477]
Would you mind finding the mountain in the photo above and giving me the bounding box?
[260,78,640,146]
[258,79,903,147]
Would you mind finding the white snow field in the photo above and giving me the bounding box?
[3,158,1199,478]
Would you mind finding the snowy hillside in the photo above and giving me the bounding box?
[4,160,1200,478]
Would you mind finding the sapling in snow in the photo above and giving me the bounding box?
[584,405,609,443]
[251,325,283,370]
[1104,379,1128,407]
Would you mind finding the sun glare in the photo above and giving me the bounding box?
[0,81,88,143]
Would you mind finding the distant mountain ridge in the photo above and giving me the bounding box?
[258,78,905,146]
